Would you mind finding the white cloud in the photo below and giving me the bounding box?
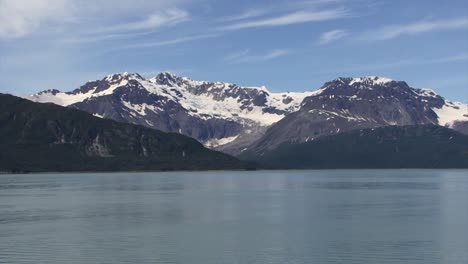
[0,0,70,39]
[219,8,349,31]
[225,49,290,63]
[360,17,468,41]
[0,0,192,40]
[318,29,348,44]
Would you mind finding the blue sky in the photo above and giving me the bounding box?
[0,0,467,101]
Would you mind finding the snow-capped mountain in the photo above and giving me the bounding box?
[248,76,468,154]
[27,74,468,154]
[28,72,313,153]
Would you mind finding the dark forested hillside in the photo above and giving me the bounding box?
[241,125,468,169]
[0,93,252,173]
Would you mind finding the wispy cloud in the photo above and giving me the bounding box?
[110,34,219,51]
[219,8,349,31]
[432,53,468,63]
[219,8,271,22]
[360,17,468,41]
[62,30,158,44]
[92,9,190,34]
[0,0,193,40]
[225,49,290,63]
[317,29,348,44]
[61,8,191,44]
[0,0,70,39]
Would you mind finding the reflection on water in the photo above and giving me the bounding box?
[0,170,467,264]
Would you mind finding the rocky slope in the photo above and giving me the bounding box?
[248,77,468,154]
[0,93,251,172]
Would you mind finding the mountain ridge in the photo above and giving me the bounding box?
[26,73,468,155]
[246,76,468,154]
[28,72,315,153]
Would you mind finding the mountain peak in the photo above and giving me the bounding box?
[349,76,394,85]
[103,72,143,82]
[153,71,183,86]
[332,76,395,86]
[319,76,399,94]
[415,88,439,98]
[158,71,178,77]
[37,88,61,95]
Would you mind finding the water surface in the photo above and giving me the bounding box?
[1,170,467,264]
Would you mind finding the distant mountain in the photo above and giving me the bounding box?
[27,74,468,155]
[241,125,468,169]
[247,77,468,154]
[0,93,252,173]
[28,72,312,154]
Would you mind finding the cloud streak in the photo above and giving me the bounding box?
[219,8,271,22]
[431,53,468,63]
[0,0,193,40]
[110,34,220,51]
[219,8,349,31]
[360,17,468,41]
[92,9,190,34]
[225,49,290,63]
[318,29,348,44]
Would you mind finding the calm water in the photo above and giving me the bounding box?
[0,170,468,264]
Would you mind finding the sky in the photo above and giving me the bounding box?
[0,0,467,101]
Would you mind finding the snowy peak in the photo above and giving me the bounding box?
[323,76,399,89]
[26,73,468,154]
[152,71,183,86]
[29,73,139,106]
[248,77,468,153]
[315,76,424,99]
[348,76,394,86]
[104,72,143,81]
[414,88,440,99]
[37,89,61,96]
[27,72,312,127]
[299,76,468,134]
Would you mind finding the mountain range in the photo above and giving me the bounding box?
[27,73,468,156]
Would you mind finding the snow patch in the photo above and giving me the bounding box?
[204,135,239,148]
[27,79,129,106]
[122,101,162,116]
[433,101,468,127]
